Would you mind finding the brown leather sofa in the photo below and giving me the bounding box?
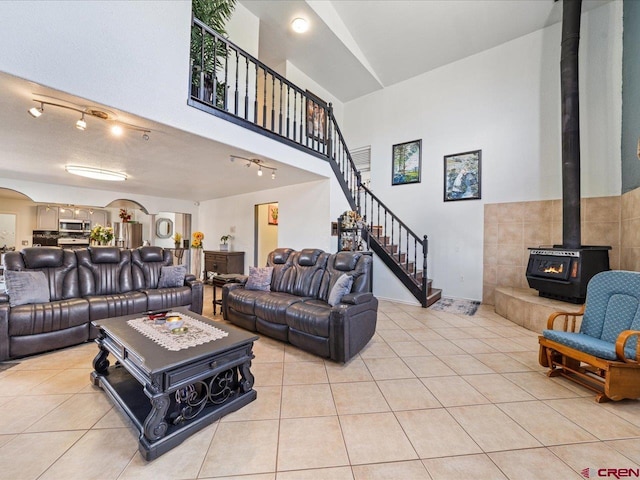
[0,246,203,361]
[222,248,378,362]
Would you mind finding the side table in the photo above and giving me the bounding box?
[210,274,247,315]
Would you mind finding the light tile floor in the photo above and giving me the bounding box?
[1,289,640,479]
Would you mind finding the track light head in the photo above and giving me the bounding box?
[258,166,263,176]
[76,113,86,131]
[28,102,44,118]
[271,170,276,180]
[142,132,149,141]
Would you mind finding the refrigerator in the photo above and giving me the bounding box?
[114,222,143,248]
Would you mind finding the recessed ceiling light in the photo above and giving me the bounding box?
[291,17,308,33]
[111,124,124,136]
[65,165,127,181]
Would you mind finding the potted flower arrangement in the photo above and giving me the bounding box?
[220,234,233,251]
[173,233,182,249]
[119,208,132,223]
[90,225,114,246]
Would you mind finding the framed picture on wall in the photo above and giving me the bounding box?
[443,149,482,201]
[305,90,327,143]
[392,139,422,185]
[268,204,279,225]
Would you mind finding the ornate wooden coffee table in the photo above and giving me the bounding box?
[90,307,258,460]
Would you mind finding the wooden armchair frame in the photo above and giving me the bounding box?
[539,306,640,403]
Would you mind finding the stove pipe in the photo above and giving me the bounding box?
[560,0,583,249]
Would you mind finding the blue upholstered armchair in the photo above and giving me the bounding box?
[539,270,640,402]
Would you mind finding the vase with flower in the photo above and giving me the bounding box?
[173,233,182,249]
[119,209,132,223]
[191,231,204,279]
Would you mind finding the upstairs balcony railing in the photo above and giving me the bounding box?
[190,16,434,307]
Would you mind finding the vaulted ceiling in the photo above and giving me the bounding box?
[0,1,611,202]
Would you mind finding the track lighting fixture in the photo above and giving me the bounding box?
[229,155,277,179]
[76,113,86,131]
[27,99,151,140]
[28,102,44,118]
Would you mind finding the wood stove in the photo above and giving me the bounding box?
[525,0,610,304]
[526,246,610,303]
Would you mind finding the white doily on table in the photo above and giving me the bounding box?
[127,314,229,351]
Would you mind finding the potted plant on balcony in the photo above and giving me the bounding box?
[220,234,233,251]
[190,0,237,109]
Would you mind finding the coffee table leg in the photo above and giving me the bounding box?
[143,384,170,441]
[91,338,110,386]
[239,357,255,393]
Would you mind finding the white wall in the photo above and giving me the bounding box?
[342,2,623,301]
[285,61,345,126]
[198,179,331,273]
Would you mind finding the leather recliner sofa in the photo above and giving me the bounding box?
[222,248,378,362]
[0,246,203,361]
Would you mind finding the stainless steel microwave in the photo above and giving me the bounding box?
[59,219,90,233]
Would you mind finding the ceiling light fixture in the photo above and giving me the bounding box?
[291,17,309,33]
[230,155,277,179]
[28,102,44,118]
[27,99,150,139]
[65,165,127,182]
[76,113,86,131]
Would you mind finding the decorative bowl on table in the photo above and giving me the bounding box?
[164,316,184,331]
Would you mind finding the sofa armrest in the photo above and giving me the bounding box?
[616,330,640,363]
[185,277,204,315]
[340,292,373,305]
[221,283,246,320]
[0,302,9,361]
[546,305,585,331]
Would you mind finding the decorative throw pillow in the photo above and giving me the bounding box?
[328,273,353,307]
[245,266,273,291]
[5,270,50,307]
[158,265,187,288]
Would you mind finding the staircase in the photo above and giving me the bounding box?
[189,17,441,307]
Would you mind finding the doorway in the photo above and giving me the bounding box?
[255,202,278,266]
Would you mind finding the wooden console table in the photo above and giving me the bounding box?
[204,251,244,277]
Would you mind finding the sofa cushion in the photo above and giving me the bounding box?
[327,274,353,307]
[542,330,631,361]
[245,266,273,291]
[144,286,192,311]
[285,299,331,337]
[254,291,305,325]
[22,247,64,269]
[228,288,272,316]
[8,298,90,335]
[5,270,50,307]
[86,291,148,321]
[77,248,134,295]
[158,265,187,288]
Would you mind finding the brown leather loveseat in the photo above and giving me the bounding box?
[222,248,378,362]
[0,246,203,361]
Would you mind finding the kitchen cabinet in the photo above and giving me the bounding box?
[89,210,109,228]
[36,205,59,231]
[58,207,90,220]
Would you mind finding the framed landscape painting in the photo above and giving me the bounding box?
[392,139,421,186]
[305,90,327,143]
[443,149,482,202]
